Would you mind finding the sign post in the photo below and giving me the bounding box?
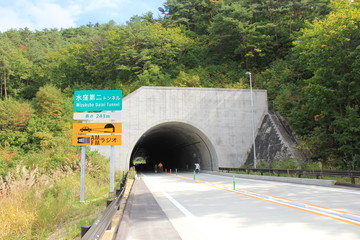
[110,116,115,193]
[80,134,86,203]
[73,90,122,202]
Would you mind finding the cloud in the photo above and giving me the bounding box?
[0,0,165,32]
[0,8,27,31]
[28,2,76,29]
[0,0,77,31]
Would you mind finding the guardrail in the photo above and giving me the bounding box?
[81,173,128,239]
[219,167,360,185]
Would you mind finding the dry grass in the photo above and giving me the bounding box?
[0,166,75,239]
[0,167,40,238]
[0,155,112,240]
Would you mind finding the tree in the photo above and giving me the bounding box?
[333,106,360,169]
[0,98,33,131]
[208,0,330,69]
[98,21,195,84]
[284,0,360,165]
[160,0,224,34]
[33,85,65,120]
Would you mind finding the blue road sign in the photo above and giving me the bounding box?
[74,90,122,111]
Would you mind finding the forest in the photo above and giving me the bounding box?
[0,0,359,172]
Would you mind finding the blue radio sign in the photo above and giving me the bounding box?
[74,90,122,111]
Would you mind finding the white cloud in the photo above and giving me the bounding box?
[28,3,76,30]
[0,8,30,31]
[0,0,76,31]
[65,0,121,16]
[0,0,165,32]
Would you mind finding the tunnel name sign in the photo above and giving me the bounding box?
[74,90,122,111]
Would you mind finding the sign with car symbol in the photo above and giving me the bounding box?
[72,122,122,134]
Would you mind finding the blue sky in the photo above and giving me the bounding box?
[0,0,166,32]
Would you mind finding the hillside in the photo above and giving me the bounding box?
[0,0,359,169]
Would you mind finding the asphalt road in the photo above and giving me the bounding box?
[118,172,360,240]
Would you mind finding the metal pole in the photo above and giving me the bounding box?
[110,145,115,193]
[246,72,257,168]
[110,114,115,193]
[80,146,86,202]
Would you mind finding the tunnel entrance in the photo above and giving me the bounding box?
[130,122,217,172]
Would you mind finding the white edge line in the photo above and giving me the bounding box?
[143,173,196,219]
[161,190,196,219]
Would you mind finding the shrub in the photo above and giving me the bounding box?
[33,85,65,120]
[0,98,33,131]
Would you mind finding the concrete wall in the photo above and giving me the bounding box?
[92,87,268,170]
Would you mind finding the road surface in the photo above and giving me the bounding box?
[117,172,360,240]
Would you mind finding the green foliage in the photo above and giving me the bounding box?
[283,0,360,165]
[33,84,65,120]
[333,106,360,169]
[160,0,223,34]
[0,98,33,131]
[0,98,33,163]
[174,71,201,87]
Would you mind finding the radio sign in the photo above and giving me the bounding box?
[74,90,122,111]
[72,135,122,146]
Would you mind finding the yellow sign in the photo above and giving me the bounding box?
[72,135,122,146]
[73,122,122,134]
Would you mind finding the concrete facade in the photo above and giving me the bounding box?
[92,86,268,171]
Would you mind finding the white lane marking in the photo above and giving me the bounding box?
[142,173,196,218]
[161,190,196,218]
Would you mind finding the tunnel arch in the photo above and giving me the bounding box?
[129,121,218,171]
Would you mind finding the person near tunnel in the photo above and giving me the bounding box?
[194,162,200,174]
[158,162,163,172]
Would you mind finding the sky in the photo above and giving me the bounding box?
[0,0,166,32]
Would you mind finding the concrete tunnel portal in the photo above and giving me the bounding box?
[90,87,269,170]
[130,122,218,172]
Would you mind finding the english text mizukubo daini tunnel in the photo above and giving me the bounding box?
[91,86,268,171]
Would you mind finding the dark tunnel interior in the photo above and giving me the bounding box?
[130,122,217,172]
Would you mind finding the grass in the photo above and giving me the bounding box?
[0,152,124,240]
[231,158,360,185]
[224,168,360,184]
